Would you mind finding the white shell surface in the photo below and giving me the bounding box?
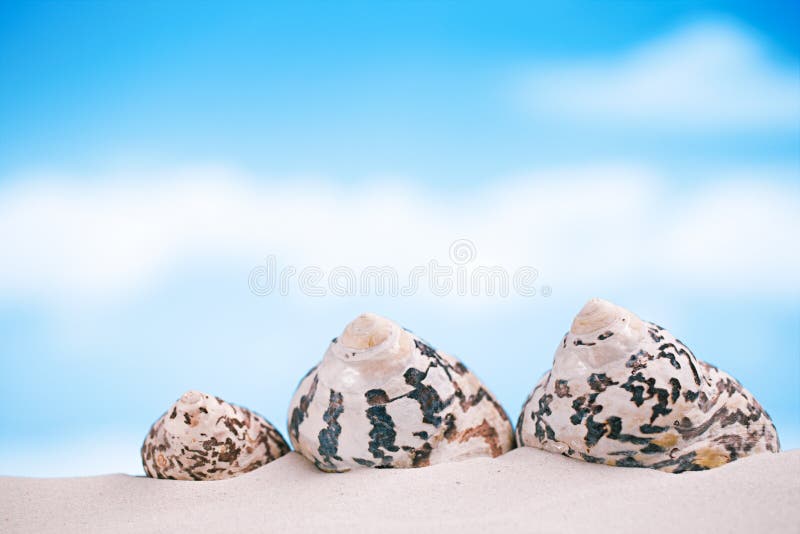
[142,390,290,480]
[517,298,780,473]
[288,313,515,471]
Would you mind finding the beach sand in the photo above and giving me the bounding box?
[1,447,798,533]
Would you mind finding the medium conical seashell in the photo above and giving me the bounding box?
[141,390,290,480]
[287,313,515,472]
[516,298,780,473]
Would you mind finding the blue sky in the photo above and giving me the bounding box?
[0,2,798,476]
[2,1,798,182]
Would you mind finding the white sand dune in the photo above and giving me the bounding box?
[1,448,798,533]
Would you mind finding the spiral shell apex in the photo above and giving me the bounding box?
[288,312,515,472]
[516,298,780,473]
[141,390,290,480]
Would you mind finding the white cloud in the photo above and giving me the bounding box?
[0,164,798,309]
[517,21,800,129]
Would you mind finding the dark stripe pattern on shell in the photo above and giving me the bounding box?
[287,312,515,472]
[516,298,780,473]
[141,390,290,480]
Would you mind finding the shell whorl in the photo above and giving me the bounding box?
[161,390,220,437]
[559,298,646,370]
[320,313,415,394]
[570,298,639,335]
[331,312,401,362]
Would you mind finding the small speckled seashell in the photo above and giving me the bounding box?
[141,390,290,480]
[516,298,780,473]
[287,313,515,472]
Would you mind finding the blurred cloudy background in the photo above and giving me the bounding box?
[0,2,798,476]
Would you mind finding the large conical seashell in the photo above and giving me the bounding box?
[516,299,780,473]
[287,313,515,472]
[142,390,290,480]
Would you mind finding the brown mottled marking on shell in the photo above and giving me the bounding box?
[453,419,504,457]
[516,299,780,473]
[141,391,290,480]
[287,313,515,472]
